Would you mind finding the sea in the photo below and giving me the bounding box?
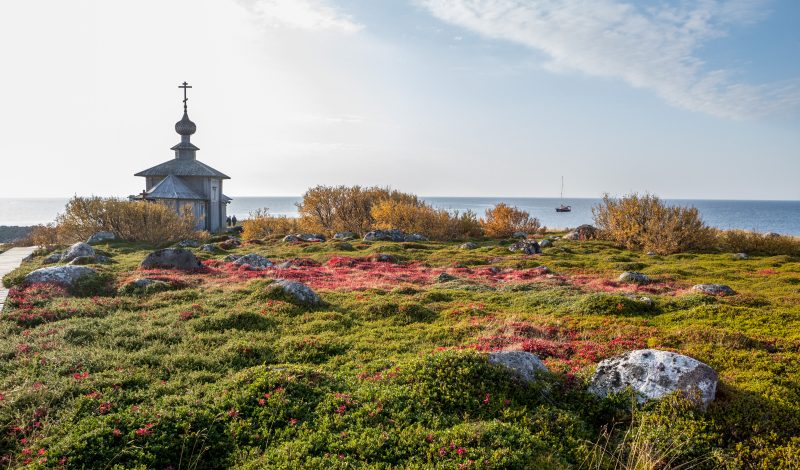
[2,197,800,236]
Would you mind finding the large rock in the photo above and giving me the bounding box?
[564,225,598,241]
[363,229,408,242]
[42,252,63,264]
[618,272,650,284]
[61,242,95,263]
[24,265,97,288]
[692,284,735,296]
[266,279,322,307]
[405,233,428,242]
[460,242,478,250]
[230,253,273,269]
[87,231,115,244]
[509,240,541,255]
[283,233,326,243]
[140,248,202,270]
[539,239,553,248]
[488,351,549,383]
[589,349,718,410]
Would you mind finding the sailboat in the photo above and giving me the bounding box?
[555,176,572,212]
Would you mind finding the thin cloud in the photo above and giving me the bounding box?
[419,0,800,119]
[240,0,362,33]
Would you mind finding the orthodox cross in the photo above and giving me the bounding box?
[139,190,148,200]
[179,81,192,111]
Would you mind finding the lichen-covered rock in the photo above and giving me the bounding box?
[140,248,202,270]
[692,284,735,296]
[539,239,553,248]
[265,279,322,307]
[61,242,95,263]
[284,233,326,242]
[733,253,748,260]
[564,225,598,241]
[618,272,650,284]
[363,229,407,242]
[42,252,63,264]
[231,253,273,269]
[488,351,549,383]
[509,240,541,255]
[24,265,97,288]
[460,242,478,250]
[405,233,428,242]
[589,349,718,410]
[333,232,356,240]
[200,244,217,253]
[87,231,115,244]
[177,239,200,248]
[69,256,98,266]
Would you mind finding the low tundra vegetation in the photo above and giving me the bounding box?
[1,232,799,468]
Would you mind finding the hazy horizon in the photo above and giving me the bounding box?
[1,0,798,200]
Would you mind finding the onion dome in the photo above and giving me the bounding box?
[175,111,196,136]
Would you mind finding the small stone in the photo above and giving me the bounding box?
[509,240,541,255]
[733,253,748,260]
[618,272,650,284]
[266,279,322,307]
[539,239,553,248]
[200,244,217,253]
[61,242,95,263]
[68,256,98,266]
[369,253,398,263]
[460,242,478,250]
[140,248,202,270]
[692,284,735,296]
[646,252,657,257]
[437,272,457,282]
[87,231,115,244]
[177,239,200,248]
[488,351,549,383]
[589,349,718,410]
[284,233,326,242]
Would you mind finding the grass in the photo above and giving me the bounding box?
[1,236,799,468]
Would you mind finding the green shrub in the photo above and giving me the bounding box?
[573,293,655,316]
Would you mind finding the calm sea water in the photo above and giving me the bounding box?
[2,197,800,235]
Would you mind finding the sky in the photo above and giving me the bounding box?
[0,0,798,200]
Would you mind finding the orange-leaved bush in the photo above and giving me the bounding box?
[481,203,541,238]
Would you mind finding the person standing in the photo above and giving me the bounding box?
[232,215,237,227]
[226,216,232,227]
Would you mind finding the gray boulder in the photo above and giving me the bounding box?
[333,232,356,240]
[405,233,428,242]
[436,272,457,283]
[87,231,115,244]
[539,239,553,248]
[509,240,541,255]
[200,244,217,253]
[140,248,202,270]
[42,252,63,264]
[177,239,200,248]
[363,229,407,242]
[231,253,273,269]
[24,265,97,288]
[61,242,96,263]
[692,284,735,296]
[488,351,549,383]
[267,279,322,307]
[460,242,478,250]
[283,233,326,242]
[618,272,650,284]
[564,225,598,241]
[733,253,748,260]
[512,231,528,239]
[589,349,718,410]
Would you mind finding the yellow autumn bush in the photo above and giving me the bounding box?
[481,203,541,238]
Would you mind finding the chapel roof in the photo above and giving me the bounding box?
[135,159,230,179]
[146,175,206,200]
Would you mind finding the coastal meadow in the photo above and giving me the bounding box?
[1,233,799,468]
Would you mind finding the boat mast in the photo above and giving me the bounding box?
[560,176,564,202]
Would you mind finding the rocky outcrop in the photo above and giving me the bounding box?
[618,272,650,284]
[488,351,549,383]
[363,229,408,242]
[230,253,273,269]
[87,232,115,244]
[508,240,541,255]
[140,248,202,270]
[24,265,97,288]
[564,225,598,241]
[283,233,326,242]
[265,279,322,307]
[61,243,96,263]
[692,284,735,296]
[589,349,718,410]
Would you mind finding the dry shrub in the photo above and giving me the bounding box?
[242,208,301,241]
[371,199,482,240]
[481,203,541,238]
[32,196,198,245]
[296,185,422,235]
[593,194,714,255]
[717,230,800,256]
